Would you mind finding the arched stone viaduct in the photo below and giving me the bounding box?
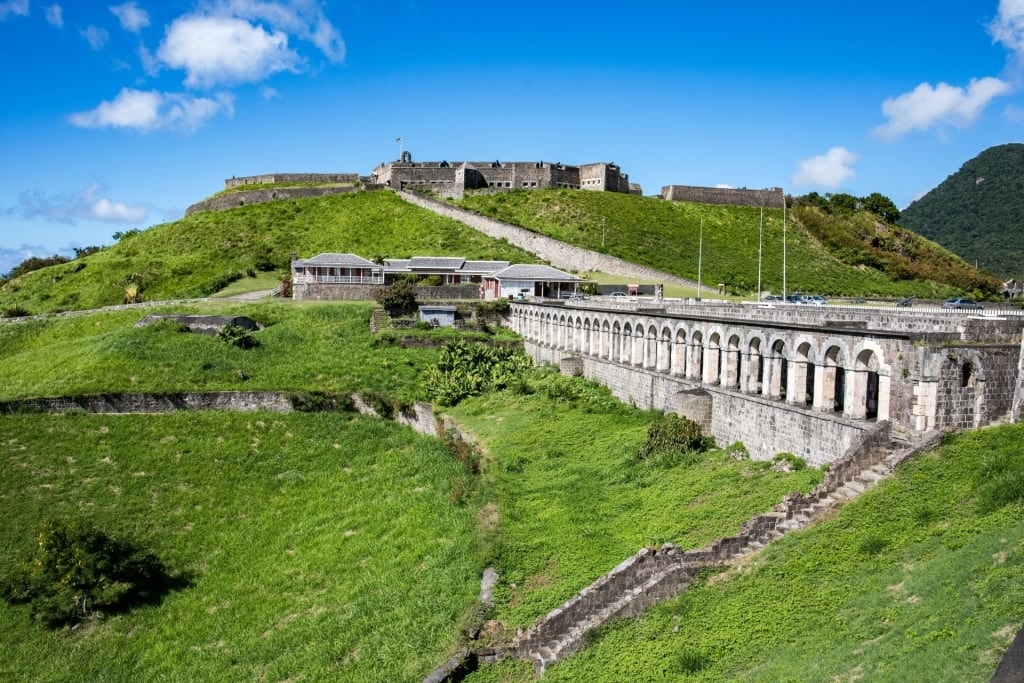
[509,300,1024,465]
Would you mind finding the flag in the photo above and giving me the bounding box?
[395,136,402,143]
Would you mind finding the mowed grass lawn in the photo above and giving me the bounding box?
[0,411,482,682]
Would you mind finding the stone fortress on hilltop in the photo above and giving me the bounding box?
[370,151,639,198]
[185,152,787,215]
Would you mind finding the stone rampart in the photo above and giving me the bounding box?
[224,173,360,188]
[395,190,699,287]
[185,185,368,216]
[0,392,293,414]
[661,185,785,208]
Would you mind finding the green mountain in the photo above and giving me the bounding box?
[900,142,1024,279]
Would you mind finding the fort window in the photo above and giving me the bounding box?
[961,362,975,388]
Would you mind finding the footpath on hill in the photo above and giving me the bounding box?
[394,189,701,288]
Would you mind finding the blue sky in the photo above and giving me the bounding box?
[1,0,1023,275]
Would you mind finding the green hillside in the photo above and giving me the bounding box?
[900,143,1024,279]
[456,189,999,298]
[0,190,540,315]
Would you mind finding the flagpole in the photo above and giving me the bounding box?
[757,203,763,302]
[781,188,787,301]
[396,136,403,159]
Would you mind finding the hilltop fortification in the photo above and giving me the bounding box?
[661,184,784,207]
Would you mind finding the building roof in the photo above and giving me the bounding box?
[294,253,379,268]
[488,264,582,282]
[383,257,509,275]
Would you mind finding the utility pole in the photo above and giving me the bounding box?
[697,217,703,301]
[602,217,606,248]
[781,188,787,300]
[757,203,763,302]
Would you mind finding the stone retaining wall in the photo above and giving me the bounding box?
[0,392,293,414]
[185,186,368,216]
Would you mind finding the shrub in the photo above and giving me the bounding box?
[375,280,417,314]
[286,391,353,412]
[217,323,259,349]
[771,452,808,471]
[1,518,175,628]
[2,305,31,318]
[633,414,711,464]
[423,341,531,406]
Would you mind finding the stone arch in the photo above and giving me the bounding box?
[582,318,593,355]
[643,324,658,369]
[745,336,764,394]
[658,325,673,372]
[820,345,846,413]
[849,346,888,420]
[705,332,722,384]
[632,322,646,367]
[612,321,623,362]
[689,330,704,380]
[600,320,611,359]
[765,339,787,400]
[621,322,633,364]
[724,333,742,389]
[790,340,816,407]
[400,150,412,163]
[672,327,688,377]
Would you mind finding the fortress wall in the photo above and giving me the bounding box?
[662,184,784,207]
[185,185,364,215]
[527,341,866,465]
[396,189,699,287]
[0,392,294,414]
[224,173,359,188]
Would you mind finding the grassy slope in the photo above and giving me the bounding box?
[0,301,456,403]
[0,412,481,682]
[456,189,986,298]
[446,371,822,633]
[0,190,540,315]
[466,425,1024,682]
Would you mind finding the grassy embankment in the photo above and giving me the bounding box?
[464,424,1024,682]
[457,189,995,298]
[0,190,540,315]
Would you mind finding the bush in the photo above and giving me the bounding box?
[375,280,417,314]
[1,518,175,628]
[422,341,531,406]
[217,323,259,349]
[633,414,711,465]
[2,305,31,318]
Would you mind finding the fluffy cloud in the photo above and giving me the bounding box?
[81,25,110,50]
[211,0,345,61]
[13,184,147,225]
[157,15,300,88]
[872,78,1012,140]
[990,0,1024,55]
[68,88,234,133]
[792,147,858,189]
[45,4,63,27]
[110,1,150,33]
[0,0,28,21]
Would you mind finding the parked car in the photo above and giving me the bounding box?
[942,297,983,310]
[799,295,827,306]
[609,291,629,298]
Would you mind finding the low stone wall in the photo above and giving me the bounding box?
[185,185,370,216]
[224,173,360,189]
[661,185,784,208]
[395,190,699,287]
[0,392,293,414]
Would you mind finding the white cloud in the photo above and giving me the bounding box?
[872,77,1012,140]
[0,0,28,21]
[138,44,161,77]
[212,0,345,61]
[157,15,300,88]
[792,147,858,189]
[110,1,150,33]
[13,184,147,225]
[990,0,1024,55]
[81,25,110,50]
[45,4,63,27]
[260,85,279,99]
[68,87,234,133]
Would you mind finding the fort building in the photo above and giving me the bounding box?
[370,152,638,198]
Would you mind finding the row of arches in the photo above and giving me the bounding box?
[511,307,889,421]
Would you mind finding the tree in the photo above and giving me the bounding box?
[375,280,417,314]
[861,192,901,223]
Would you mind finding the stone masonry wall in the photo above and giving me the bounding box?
[185,185,367,216]
[0,392,293,414]
[526,340,868,465]
[661,185,785,208]
[395,189,699,287]
[224,173,360,188]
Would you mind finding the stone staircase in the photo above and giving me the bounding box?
[369,306,389,333]
[500,424,943,675]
